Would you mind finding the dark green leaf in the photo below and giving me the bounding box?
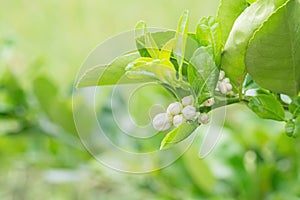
[222,0,287,87]
[217,0,248,44]
[160,122,198,150]
[246,0,300,96]
[289,96,300,117]
[77,52,154,88]
[248,94,285,121]
[196,16,222,66]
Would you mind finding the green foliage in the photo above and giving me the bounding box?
[222,0,287,87]
[160,122,198,149]
[196,16,222,66]
[248,94,285,121]
[188,47,219,104]
[246,0,300,96]
[217,0,248,44]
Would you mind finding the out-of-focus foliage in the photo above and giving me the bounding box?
[1,0,300,199]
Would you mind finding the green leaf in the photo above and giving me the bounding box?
[246,0,300,96]
[196,16,222,66]
[174,10,189,78]
[285,117,300,138]
[188,47,219,104]
[145,32,160,59]
[77,52,154,88]
[217,0,248,44]
[222,0,287,87]
[136,30,175,58]
[159,38,175,60]
[248,94,285,121]
[160,122,198,150]
[125,57,178,86]
[289,96,300,117]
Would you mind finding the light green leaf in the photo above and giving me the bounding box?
[77,52,154,88]
[246,0,300,96]
[217,0,248,44]
[145,32,160,59]
[285,116,300,138]
[196,16,222,66]
[188,47,219,104]
[136,30,175,58]
[160,122,198,150]
[248,94,285,121]
[126,57,177,86]
[159,38,175,60]
[222,0,287,87]
[289,96,300,117]
[135,21,147,39]
[174,10,189,78]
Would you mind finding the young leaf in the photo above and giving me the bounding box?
[246,0,300,96]
[174,10,189,78]
[289,96,300,117]
[248,94,285,121]
[217,0,248,44]
[196,16,222,66]
[145,32,160,59]
[188,47,219,104]
[77,52,153,88]
[222,0,287,87]
[135,30,175,58]
[160,122,198,150]
[125,57,177,86]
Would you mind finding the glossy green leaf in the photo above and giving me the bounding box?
[160,122,198,150]
[77,52,154,88]
[159,38,175,60]
[188,47,219,104]
[285,117,300,138]
[246,0,300,96]
[289,96,300,117]
[174,10,189,78]
[222,0,287,87]
[196,16,222,66]
[248,94,285,121]
[217,0,248,44]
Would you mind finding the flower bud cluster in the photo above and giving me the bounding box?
[216,70,233,94]
[152,95,210,131]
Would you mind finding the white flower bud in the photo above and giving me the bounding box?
[218,81,228,94]
[198,113,210,124]
[203,98,215,107]
[167,102,182,115]
[152,113,172,131]
[182,95,194,106]
[223,78,230,84]
[173,115,185,127]
[182,105,197,120]
[225,83,233,91]
[219,70,225,81]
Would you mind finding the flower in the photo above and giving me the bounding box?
[182,95,194,106]
[182,105,197,120]
[167,102,182,115]
[219,70,225,81]
[198,113,210,124]
[152,113,172,131]
[173,114,185,127]
[203,98,215,107]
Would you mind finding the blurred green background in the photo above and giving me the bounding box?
[1,0,300,199]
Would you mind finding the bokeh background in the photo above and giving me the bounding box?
[1,0,300,199]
